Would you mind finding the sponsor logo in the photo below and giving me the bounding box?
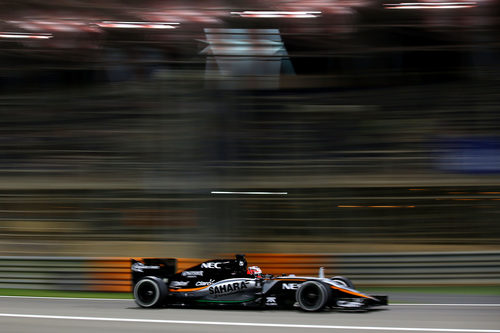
[195,279,215,286]
[209,281,248,296]
[170,281,189,287]
[131,262,160,273]
[182,270,204,277]
[265,297,277,305]
[201,262,221,269]
[282,283,301,290]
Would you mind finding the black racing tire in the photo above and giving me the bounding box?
[330,276,355,289]
[296,281,331,312]
[133,276,167,308]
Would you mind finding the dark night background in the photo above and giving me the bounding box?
[0,0,499,257]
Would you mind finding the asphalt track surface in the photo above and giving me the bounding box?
[0,294,499,333]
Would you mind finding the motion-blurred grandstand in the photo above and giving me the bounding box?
[0,0,499,257]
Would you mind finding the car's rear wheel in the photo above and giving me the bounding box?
[296,281,330,311]
[330,276,355,289]
[134,276,166,308]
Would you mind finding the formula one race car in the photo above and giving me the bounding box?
[131,254,388,311]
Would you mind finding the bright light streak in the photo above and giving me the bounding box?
[338,205,415,208]
[384,2,477,9]
[0,32,52,39]
[211,191,288,195]
[230,11,321,18]
[96,21,180,29]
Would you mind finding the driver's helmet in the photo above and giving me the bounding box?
[247,265,263,278]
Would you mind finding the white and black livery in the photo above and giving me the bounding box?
[131,254,388,311]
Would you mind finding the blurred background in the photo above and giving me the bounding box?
[1,0,499,259]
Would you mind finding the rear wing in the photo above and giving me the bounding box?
[131,258,177,286]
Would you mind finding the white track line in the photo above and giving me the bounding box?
[0,313,499,332]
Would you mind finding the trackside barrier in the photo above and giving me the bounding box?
[244,252,500,286]
[0,257,201,292]
[0,252,498,292]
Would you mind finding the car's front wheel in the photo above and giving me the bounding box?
[330,276,355,289]
[296,281,330,311]
[133,276,167,308]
